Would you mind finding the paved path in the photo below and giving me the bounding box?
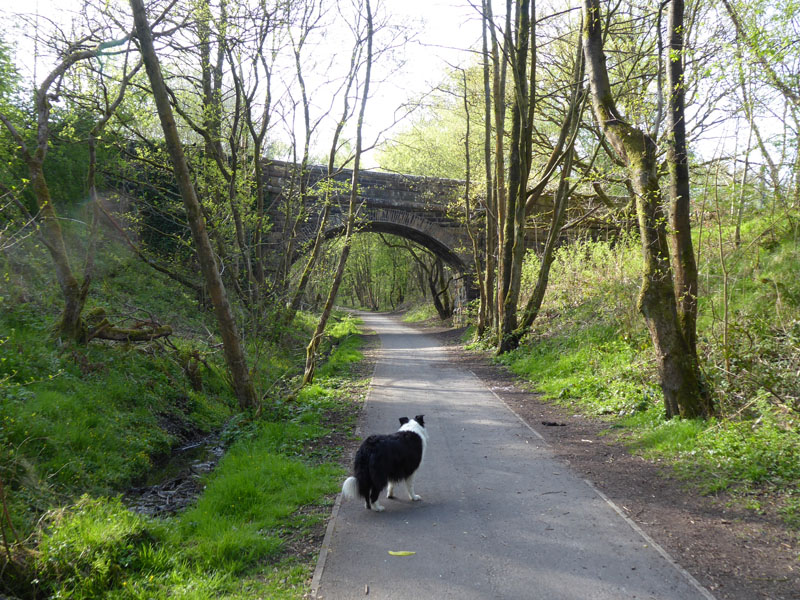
[313,313,715,600]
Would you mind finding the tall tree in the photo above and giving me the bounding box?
[475,0,496,338]
[666,0,700,356]
[0,47,98,340]
[581,0,712,418]
[230,1,278,289]
[284,22,364,325]
[498,0,535,353]
[508,33,586,348]
[0,28,147,342]
[303,0,373,385]
[129,0,257,410]
[490,0,509,334]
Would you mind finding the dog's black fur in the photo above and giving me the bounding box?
[342,415,427,511]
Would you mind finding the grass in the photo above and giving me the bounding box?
[498,215,800,529]
[498,322,657,417]
[402,303,439,323]
[1,228,368,599]
[8,324,364,600]
[0,317,228,537]
[316,314,363,379]
[175,448,337,571]
[32,494,319,599]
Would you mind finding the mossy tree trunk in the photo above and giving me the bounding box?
[582,0,712,418]
[666,0,700,357]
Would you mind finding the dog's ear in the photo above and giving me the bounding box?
[399,417,409,425]
[414,414,425,427]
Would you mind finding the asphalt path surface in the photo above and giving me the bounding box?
[313,312,715,600]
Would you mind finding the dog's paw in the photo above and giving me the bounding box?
[411,494,422,501]
[372,502,386,512]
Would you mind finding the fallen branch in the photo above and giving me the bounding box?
[89,322,172,342]
[85,308,172,343]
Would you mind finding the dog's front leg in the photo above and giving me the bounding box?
[405,476,421,501]
[387,482,395,498]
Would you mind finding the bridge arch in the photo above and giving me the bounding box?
[266,159,479,299]
[294,206,472,273]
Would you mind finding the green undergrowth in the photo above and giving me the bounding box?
[316,315,363,379]
[1,229,367,598]
[621,403,800,495]
[402,303,439,323]
[4,312,364,599]
[498,322,658,417]
[0,302,234,539]
[25,318,362,599]
[494,217,800,530]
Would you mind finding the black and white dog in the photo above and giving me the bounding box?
[341,415,427,512]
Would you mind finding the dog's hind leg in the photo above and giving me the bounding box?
[387,481,395,498]
[369,486,385,512]
[368,469,388,511]
[370,475,387,511]
[405,475,421,501]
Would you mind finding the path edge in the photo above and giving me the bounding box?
[474,368,718,600]
[309,357,378,599]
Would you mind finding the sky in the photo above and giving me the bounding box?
[3,1,769,171]
[3,0,485,168]
[361,0,483,165]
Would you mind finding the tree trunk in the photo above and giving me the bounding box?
[0,48,100,341]
[498,0,534,354]
[666,0,700,357]
[508,40,585,350]
[477,0,495,339]
[582,0,712,419]
[492,0,510,336]
[429,258,453,320]
[31,159,87,340]
[459,70,483,334]
[130,0,257,410]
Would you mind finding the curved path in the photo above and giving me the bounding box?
[313,312,715,600]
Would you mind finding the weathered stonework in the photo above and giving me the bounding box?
[264,160,474,275]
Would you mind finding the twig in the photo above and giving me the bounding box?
[0,475,19,563]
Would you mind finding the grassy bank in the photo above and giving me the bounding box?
[1,233,367,598]
[401,304,440,324]
[492,215,800,530]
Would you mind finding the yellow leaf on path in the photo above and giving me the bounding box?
[388,550,416,556]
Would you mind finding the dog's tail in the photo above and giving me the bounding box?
[342,476,359,501]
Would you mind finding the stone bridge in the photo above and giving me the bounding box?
[263,160,616,298]
[264,160,476,283]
